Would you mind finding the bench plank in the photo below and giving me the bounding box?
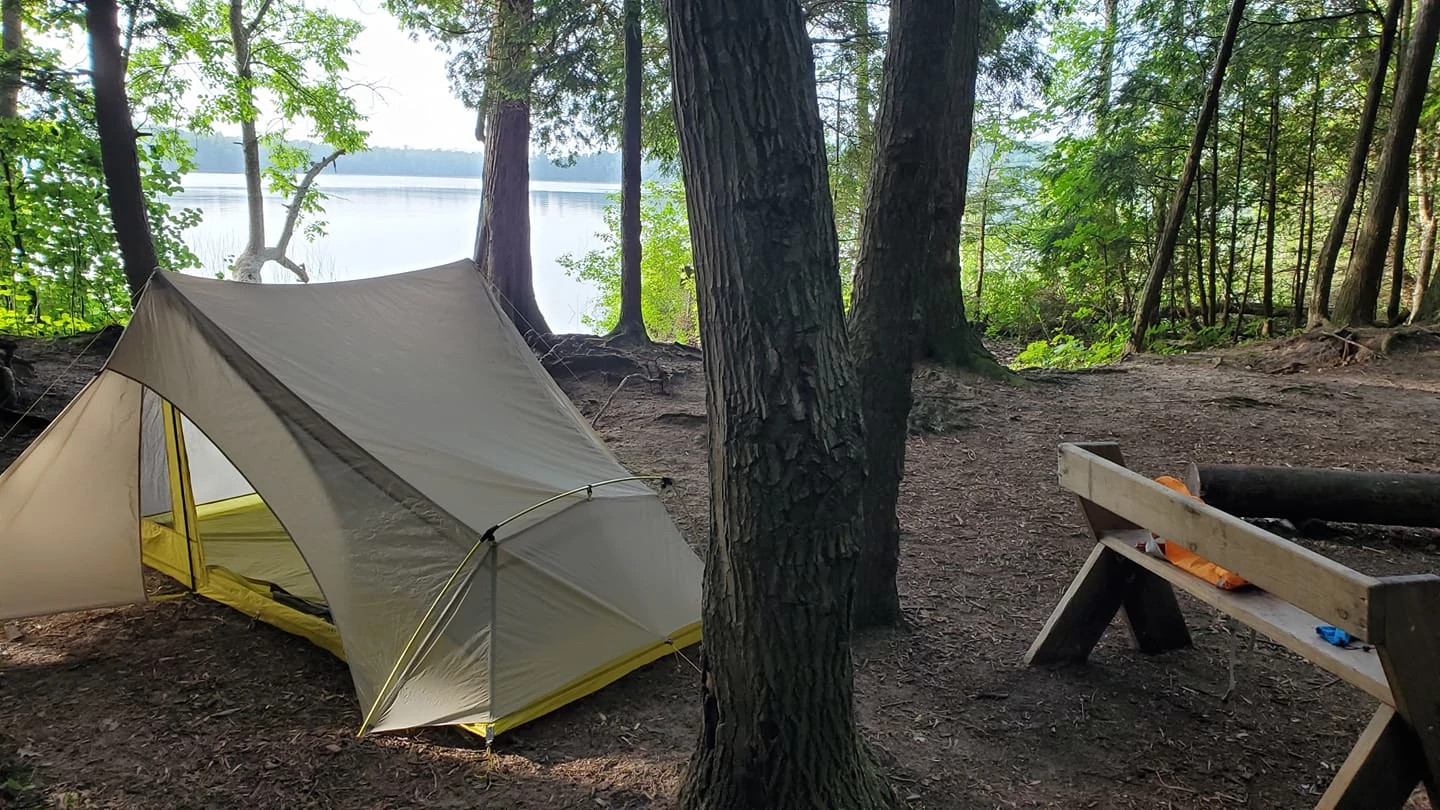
[1060,443,1379,639]
[1099,532,1392,706]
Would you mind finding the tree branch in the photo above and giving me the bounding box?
[246,0,276,36]
[272,148,342,256]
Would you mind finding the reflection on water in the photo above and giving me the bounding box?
[171,172,617,333]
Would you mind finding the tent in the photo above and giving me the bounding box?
[0,260,703,739]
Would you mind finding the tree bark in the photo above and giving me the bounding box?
[848,0,962,629]
[607,0,647,343]
[87,0,158,301]
[1223,92,1248,327]
[1188,463,1440,528]
[1309,0,1405,326]
[667,0,897,805]
[1294,68,1321,330]
[475,0,550,337]
[228,0,267,275]
[1125,0,1246,354]
[1333,0,1440,327]
[916,0,1008,376]
[1413,132,1439,320]
[1260,84,1279,337]
[1388,167,1411,323]
[1,0,21,119]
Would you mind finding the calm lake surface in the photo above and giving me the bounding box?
[172,172,615,333]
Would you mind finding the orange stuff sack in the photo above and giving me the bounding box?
[1151,476,1250,590]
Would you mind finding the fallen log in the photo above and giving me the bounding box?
[1186,463,1440,528]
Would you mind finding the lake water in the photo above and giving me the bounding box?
[172,172,616,333]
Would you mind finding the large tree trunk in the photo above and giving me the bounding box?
[1125,0,1246,354]
[1309,0,1405,326]
[848,0,963,629]
[915,0,1007,376]
[475,0,550,337]
[666,0,896,805]
[607,0,647,343]
[1414,132,1439,320]
[87,0,158,301]
[1332,0,1440,327]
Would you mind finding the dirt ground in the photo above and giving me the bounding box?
[2,329,1439,809]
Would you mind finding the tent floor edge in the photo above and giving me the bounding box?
[451,620,703,741]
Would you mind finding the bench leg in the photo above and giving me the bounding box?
[1027,543,1191,666]
[1318,705,1425,810]
[1374,575,1440,806]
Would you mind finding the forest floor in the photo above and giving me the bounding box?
[2,328,1439,809]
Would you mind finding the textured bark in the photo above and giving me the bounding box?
[1126,0,1245,353]
[916,0,1008,377]
[848,0,961,629]
[475,0,550,337]
[1333,0,1440,326]
[1414,133,1439,320]
[87,0,158,301]
[1309,0,1405,326]
[667,0,896,805]
[1388,170,1411,324]
[607,0,647,343]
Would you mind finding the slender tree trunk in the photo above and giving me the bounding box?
[0,0,21,119]
[1,0,24,311]
[1260,84,1279,337]
[1224,93,1248,327]
[1096,0,1118,128]
[1293,70,1321,330]
[87,0,158,301]
[848,0,965,630]
[1309,0,1405,326]
[1208,110,1220,325]
[1388,170,1411,323]
[475,0,550,337]
[915,0,1005,376]
[976,187,988,315]
[1235,203,1265,338]
[228,0,267,281]
[1333,0,1440,326]
[1126,0,1246,354]
[667,0,897,804]
[1412,133,1438,319]
[608,0,648,342]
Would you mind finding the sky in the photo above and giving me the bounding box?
[321,0,484,152]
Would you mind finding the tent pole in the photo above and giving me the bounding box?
[161,402,204,590]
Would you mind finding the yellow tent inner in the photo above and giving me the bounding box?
[137,398,699,739]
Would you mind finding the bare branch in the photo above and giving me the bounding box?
[273,148,342,256]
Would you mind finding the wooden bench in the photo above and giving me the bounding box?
[1027,442,1440,809]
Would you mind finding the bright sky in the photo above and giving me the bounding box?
[316,0,482,152]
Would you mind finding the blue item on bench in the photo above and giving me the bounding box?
[1316,625,1353,647]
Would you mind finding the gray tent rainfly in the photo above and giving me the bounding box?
[0,260,703,738]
